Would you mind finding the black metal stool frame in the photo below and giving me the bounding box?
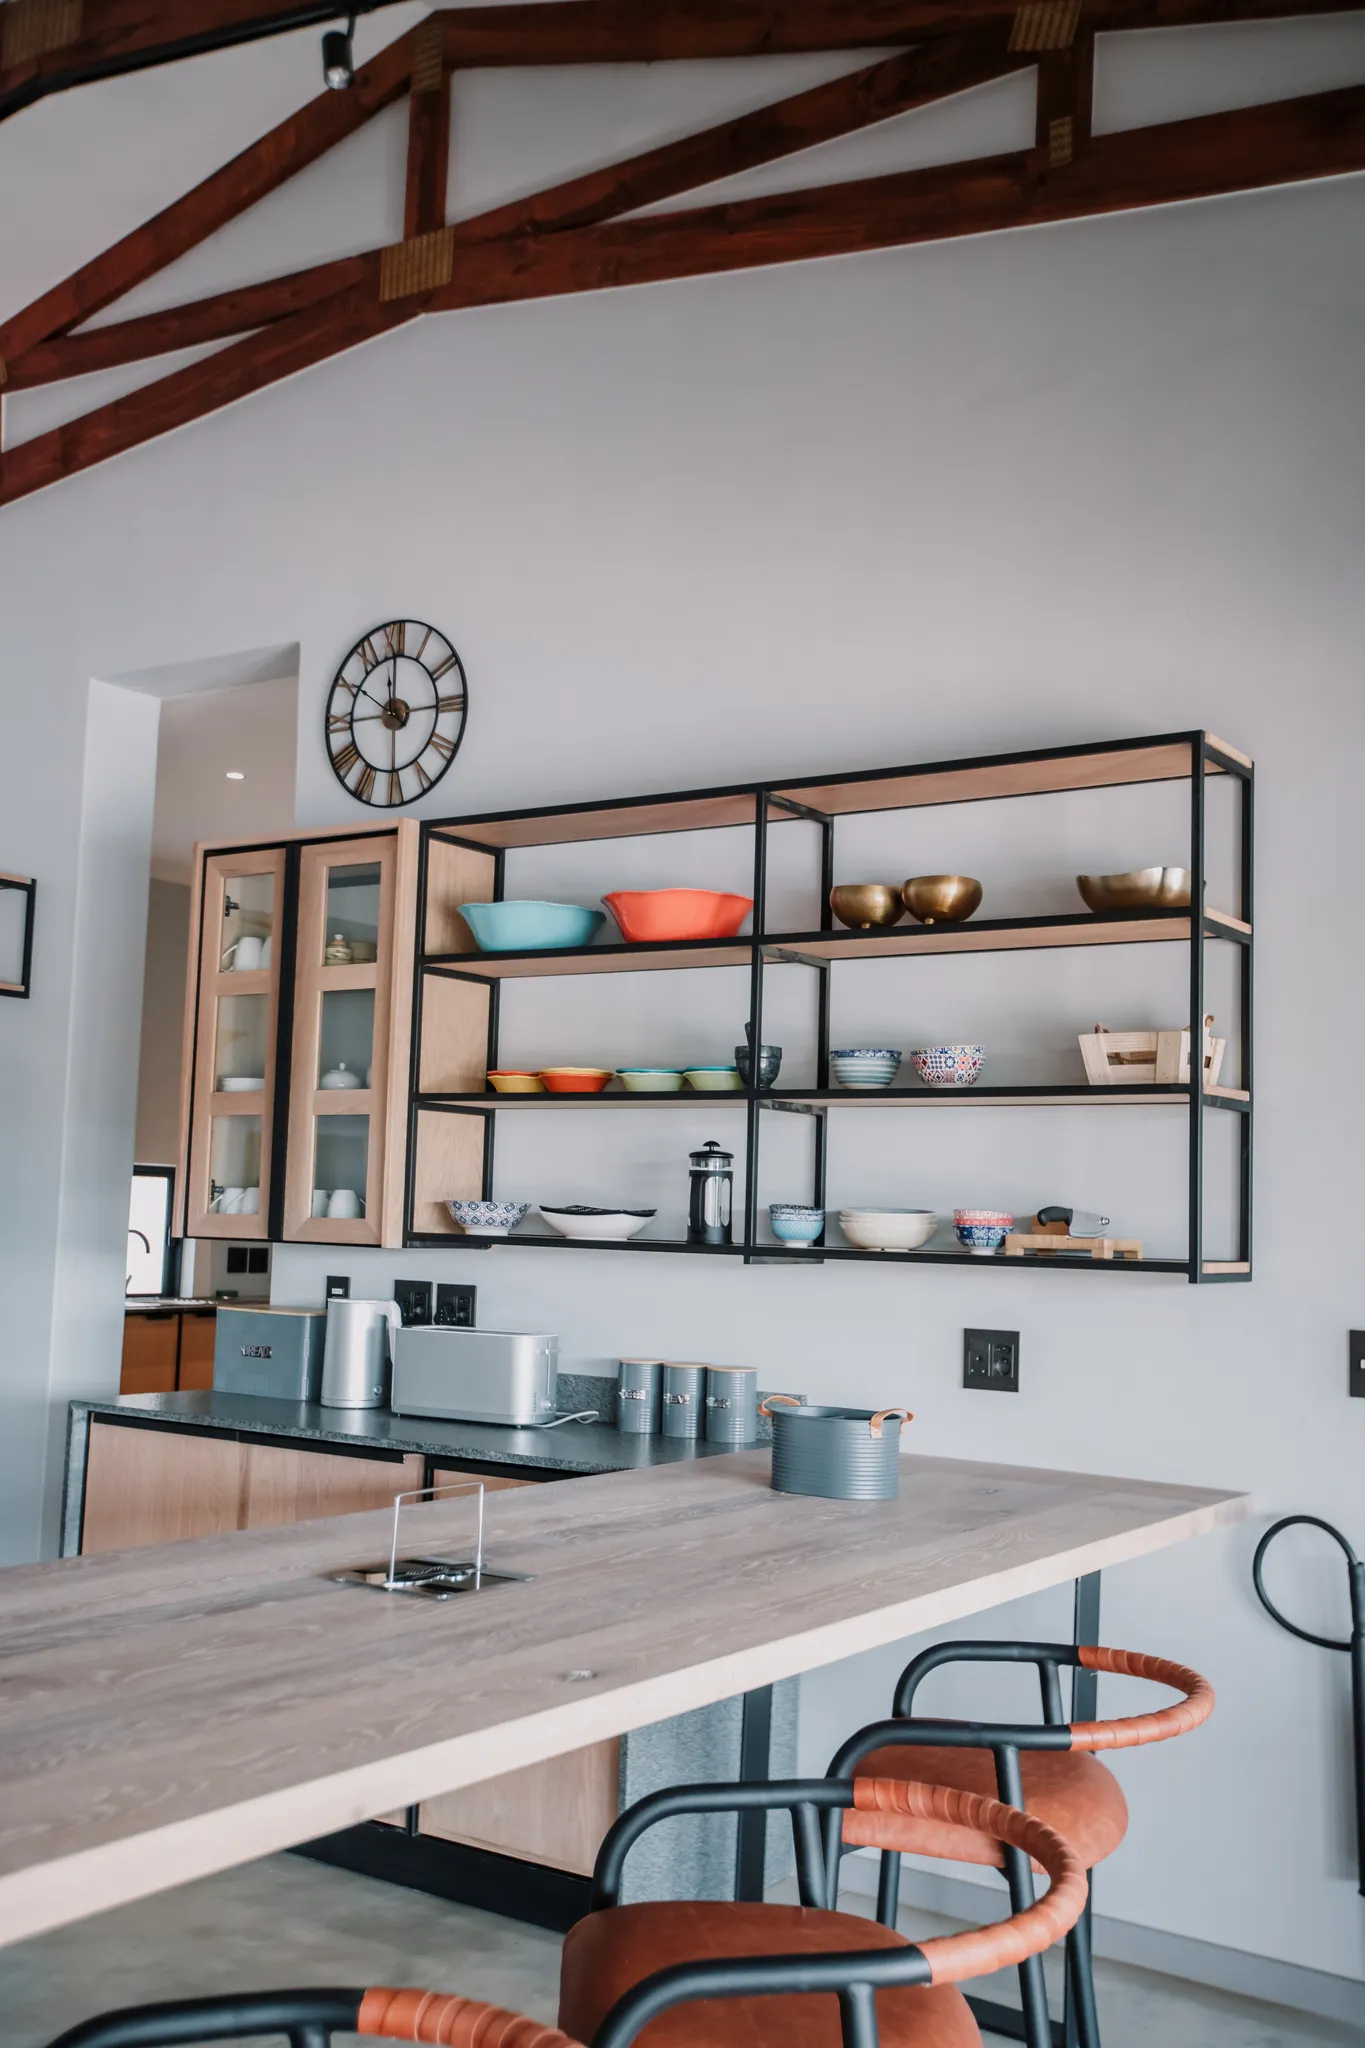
[826,1640,1109,2048]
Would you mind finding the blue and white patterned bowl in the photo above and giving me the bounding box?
[911,1044,985,1089]
[770,1204,825,1244]
[830,1047,903,1090]
[953,1208,1012,1256]
[447,1199,530,1237]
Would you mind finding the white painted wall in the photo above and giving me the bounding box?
[1,19,1363,1992]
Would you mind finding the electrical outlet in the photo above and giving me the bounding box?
[964,1327,1019,1393]
[1350,1332,1365,1399]
[325,1274,350,1300]
[225,1246,248,1274]
[394,1279,434,1327]
[436,1283,477,1328]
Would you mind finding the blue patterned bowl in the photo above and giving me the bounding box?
[911,1045,985,1089]
[770,1205,825,1244]
[830,1048,902,1090]
[447,1200,530,1237]
[953,1208,1012,1256]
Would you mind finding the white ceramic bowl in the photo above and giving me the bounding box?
[839,1208,938,1252]
[219,1075,264,1093]
[539,1205,656,1242]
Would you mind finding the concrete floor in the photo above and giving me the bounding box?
[1,1854,1359,2048]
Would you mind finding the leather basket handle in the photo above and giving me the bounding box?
[758,1394,801,1417]
[869,1408,913,1439]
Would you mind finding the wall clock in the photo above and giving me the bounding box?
[325,620,468,807]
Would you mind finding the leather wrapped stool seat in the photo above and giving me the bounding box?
[560,1900,977,2047]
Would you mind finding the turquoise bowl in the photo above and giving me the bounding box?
[459,901,604,953]
[770,1205,825,1244]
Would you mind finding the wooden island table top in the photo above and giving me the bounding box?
[0,1450,1248,1946]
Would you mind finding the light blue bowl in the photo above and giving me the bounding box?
[459,901,604,953]
[770,1204,825,1244]
[830,1047,903,1090]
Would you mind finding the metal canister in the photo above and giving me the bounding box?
[661,1362,707,1440]
[762,1397,912,1501]
[617,1358,664,1435]
[705,1366,758,1445]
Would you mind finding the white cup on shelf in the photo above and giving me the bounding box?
[327,1188,362,1220]
[214,1186,245,1215]
[222,936,264,972]
[239,1187,260,1215]
[312,1188,329,1217]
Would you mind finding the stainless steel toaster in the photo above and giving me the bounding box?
[390,1327,560,1426]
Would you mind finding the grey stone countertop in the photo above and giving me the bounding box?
[68,1390,735,1477]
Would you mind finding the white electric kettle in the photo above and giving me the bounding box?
[320,1297,401,1409]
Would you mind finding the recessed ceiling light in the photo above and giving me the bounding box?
[225,771,245,781]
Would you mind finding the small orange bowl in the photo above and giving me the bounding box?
[603,889,753,944]
[539,1067,614,1094]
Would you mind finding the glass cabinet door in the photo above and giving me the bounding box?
[284,835,409,1243]
[184,850,285,1238]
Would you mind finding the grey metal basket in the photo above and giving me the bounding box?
[762,1397,912,1501]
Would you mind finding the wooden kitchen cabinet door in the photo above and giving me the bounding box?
[81,1421,246,1553]
[120,1314,180,1395]
[420,1740,622,1876]
[177,1312,217,1390]
[240,1445,422,1529]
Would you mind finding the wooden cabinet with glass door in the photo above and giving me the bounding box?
[282,826,418,1245]
[182,849,286,1239]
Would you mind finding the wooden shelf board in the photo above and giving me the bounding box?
[1201,1260,1252,1275]
[312,1089,372,1114]
[417,1091,750,1107]
[422,939,753,978]
[421,734,1252,848]
[207,1090,267,1114]
[772,739,1240,817]
[408,1231,748,1255]
[770,1086,1194,1108]
[763,911,1207,960]
[759,1244,1192,1273]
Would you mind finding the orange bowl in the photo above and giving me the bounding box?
[539,1067,614,1094]
[603,889,753,943]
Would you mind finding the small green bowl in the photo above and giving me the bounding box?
[617,1068,685,1093]
[685,1066,744,1092]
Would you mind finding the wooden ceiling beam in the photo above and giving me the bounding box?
[404,21,452,241]
[5,0,1365,121]
[0,282,420,507]
[4,28,1025,387]
[420,78,1365,308]
[2,256,375,389]
[0,26,413,366]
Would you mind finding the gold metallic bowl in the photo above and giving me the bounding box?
[830,884,905,931]
[901,875,983,926]
[1076,867,1191,912]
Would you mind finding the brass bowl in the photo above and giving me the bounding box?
[901,875,983,926]
[1076,867,1191,913]
[830,884,904,931]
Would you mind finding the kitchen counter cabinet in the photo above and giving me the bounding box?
[419,1742,622,1877]
[119,1313,180,1396]
[79,1418,423,1554]
[176,1311,217,1391]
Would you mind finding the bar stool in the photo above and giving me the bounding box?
[42,1781,1086,2048]
[826,1642,1214,2048]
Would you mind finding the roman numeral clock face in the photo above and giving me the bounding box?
[325,620,468,807]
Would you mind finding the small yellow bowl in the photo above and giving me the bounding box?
[488,1070,545,1094]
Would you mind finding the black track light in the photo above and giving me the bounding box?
[322,14,355,89]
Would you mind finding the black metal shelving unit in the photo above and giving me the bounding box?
[402,729,1253,1283]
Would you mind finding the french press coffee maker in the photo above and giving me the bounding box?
[687,1140,734,1245]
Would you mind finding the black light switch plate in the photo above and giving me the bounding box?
[436,1283,477,1328]
[394,1279,434,1327]
[964,1327,1019,1393]
[325,1275,350,1300]
[1350,1332,1365,1399]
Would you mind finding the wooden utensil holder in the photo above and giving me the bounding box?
[1079,1015,1225,1089]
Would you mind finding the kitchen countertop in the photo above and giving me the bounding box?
[123,1298,220,1313]
[1,1449,1249,1946]
[68,1391,721,1474]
